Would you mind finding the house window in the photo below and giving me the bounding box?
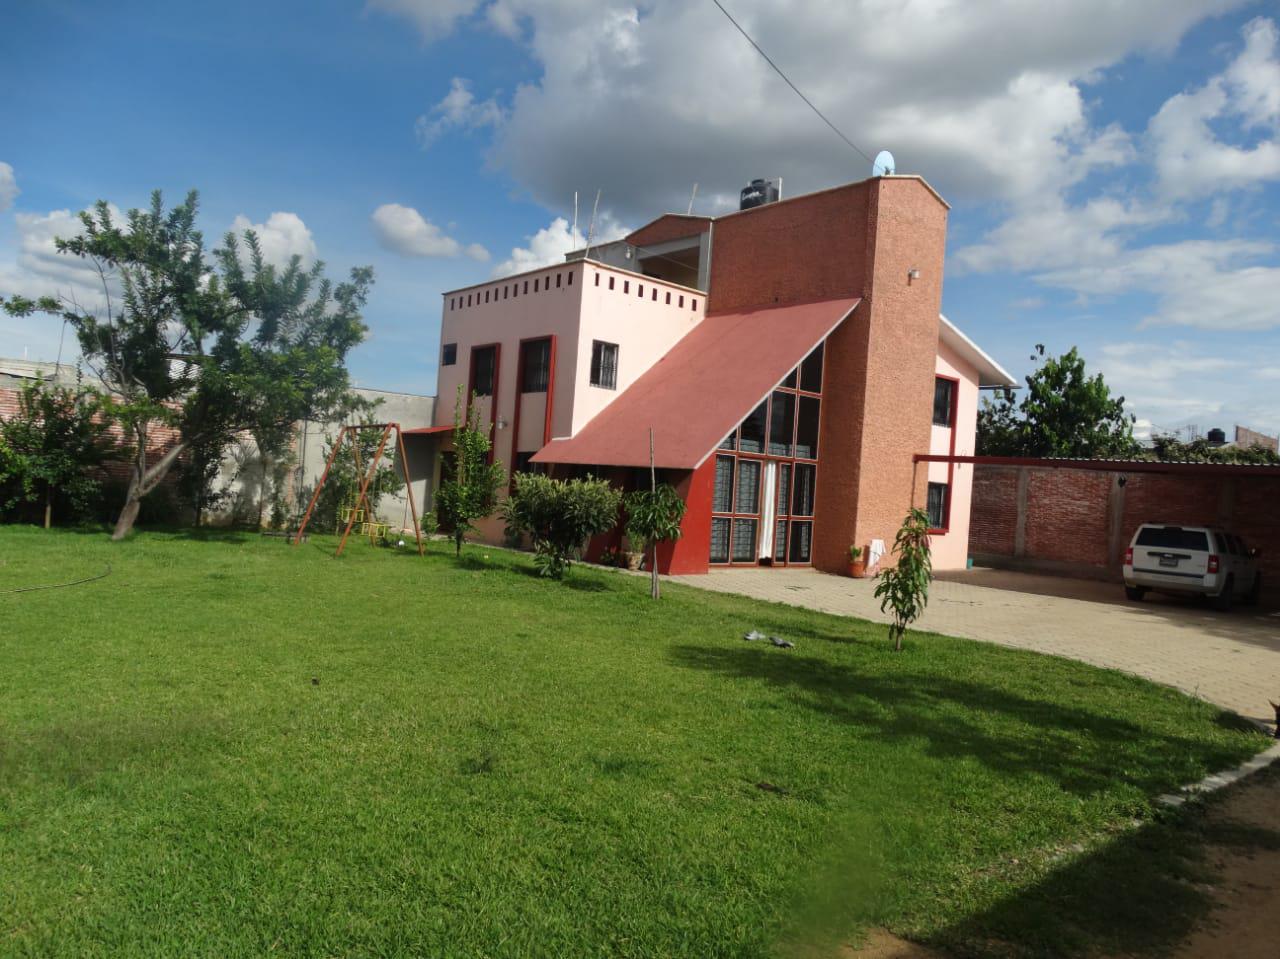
[800,344,824,392]
[441,343,457,367]
[595,273,600,286]
[522,339,551,393]
[513,451,545,475]
[590,340,618,390]
[796,396,820,459]
[472,345,497,397]
[933,377,955,427]
[738,400,767,453]
[927,482,948,530]
[567,272,573,286]
[768,391,794,456]
[556,273,562,288]
[523,280,529,294]
[609,276,615,290]
[713,455,735,512]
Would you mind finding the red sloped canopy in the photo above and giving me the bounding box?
[401,425,453,436]
[532,297,859,470]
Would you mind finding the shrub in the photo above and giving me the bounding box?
[0,375,114,526]
[502,473,622,579]
[436,387,505,556]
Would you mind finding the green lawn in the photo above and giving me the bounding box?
[0,527,1268,957]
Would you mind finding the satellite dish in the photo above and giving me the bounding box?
[872,150,895,177]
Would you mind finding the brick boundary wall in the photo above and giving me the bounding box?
[970,463,1280,595]
[1,385,184,485]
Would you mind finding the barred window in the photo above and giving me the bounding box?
[441,343,457,367]
[927,482,948,529]
[590,340,618,390]
[522,339,551,393]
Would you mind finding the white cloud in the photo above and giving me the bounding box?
[416,77,503,147]
[366,0,482,41]
[0,162,17,213]
[228,211,318,268]
[371,202,489,260]
[381,0,1250,219]
[490,211,627,278]
[0,206,124,307]
[1096,340,1280,437]
[1150,17,1280,199]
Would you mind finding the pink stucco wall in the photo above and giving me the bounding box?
[928,340,980,570]
[436,260,704,481]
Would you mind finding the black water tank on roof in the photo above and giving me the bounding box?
[1206,427,1227,446]
[740,178,779,211]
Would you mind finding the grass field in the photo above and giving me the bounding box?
[0,527,1269,957]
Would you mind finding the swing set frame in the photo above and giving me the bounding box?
[294,422,425,558]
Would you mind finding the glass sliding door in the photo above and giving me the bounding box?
[708,341,826,568]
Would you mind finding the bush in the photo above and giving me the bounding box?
[502,473,622,579]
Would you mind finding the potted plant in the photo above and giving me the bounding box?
[623,538,645,571]
[848,544,867,578]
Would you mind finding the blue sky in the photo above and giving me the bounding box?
[2,0,1278,440]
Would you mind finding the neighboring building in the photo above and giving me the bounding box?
[1,357,436,530]
[429,174,1015,574]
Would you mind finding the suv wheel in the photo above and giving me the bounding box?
[1213,576,1235,612]
[1244,573,1262,607]
[1125,585,1146,601]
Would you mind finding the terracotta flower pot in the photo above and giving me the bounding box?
[848,559,867,578]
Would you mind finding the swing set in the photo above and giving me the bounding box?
[294,422,425,558]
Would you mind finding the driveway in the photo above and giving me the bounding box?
[674,566,1280,730]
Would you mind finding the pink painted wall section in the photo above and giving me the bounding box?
[436,260,705,487]
[570,265,704,436]
[436,263,585,472]
[928,340,980,570]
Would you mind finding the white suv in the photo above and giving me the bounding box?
[1123,523,1262,611]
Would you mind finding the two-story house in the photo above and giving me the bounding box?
[428,174,1015,575]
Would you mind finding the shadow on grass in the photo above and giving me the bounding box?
[668,644,1257,798]
[924,780,1280,958]
[0,713,228,790]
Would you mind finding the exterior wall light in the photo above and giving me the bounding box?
[496,417,509,430]
[907,268,921,283]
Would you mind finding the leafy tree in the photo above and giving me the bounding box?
[435,387,504,556]
[2,189,371,539]
[1148,433,1280,465]
[873,508,933,653]
[623,483,686,599]
[0,375,114,526]
[502,473,622,579]
[977,345,1139,459]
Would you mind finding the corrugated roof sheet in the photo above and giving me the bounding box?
[532,298,859,470]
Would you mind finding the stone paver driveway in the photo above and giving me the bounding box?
[674,566,1280,730]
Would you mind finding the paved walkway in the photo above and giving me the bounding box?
[673,566,1280,729]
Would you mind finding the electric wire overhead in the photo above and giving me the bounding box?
[709,0,876,166]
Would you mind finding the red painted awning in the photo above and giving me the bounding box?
[533,297,860,470]
[402,425,452,436]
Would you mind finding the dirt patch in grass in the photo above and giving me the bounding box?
[1165,766,1280,959]
[844,763,1280,959]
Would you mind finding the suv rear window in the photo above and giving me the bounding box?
[1135,526,1210,551]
